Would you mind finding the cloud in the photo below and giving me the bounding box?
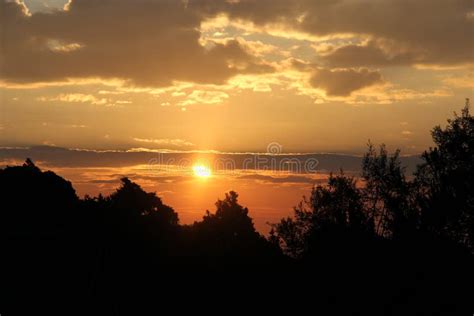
[442,73,474,89]
[178,90,229,106]
[68,124,87,128]
[309,68,384,97]
[191,0,474,67]
[47,40,84,53]
[37,93,108,105]
[321,40,421,67]
[3,0,471,98]
[201,35,286,59]
[237,173,323,185]
[133,138,195,148]
[0,0,272,87]
[98,90,125,95]
[89,174,188,185]
[22,0,68,13]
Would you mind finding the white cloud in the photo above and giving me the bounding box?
[179,90,229,106]
[37,93,108,105]
[133,138,195,148]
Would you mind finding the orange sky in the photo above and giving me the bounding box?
[1,0,473,154]
[0,156,331,233]
[58,165,324,234]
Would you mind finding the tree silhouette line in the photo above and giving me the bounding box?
[1,103,473,314]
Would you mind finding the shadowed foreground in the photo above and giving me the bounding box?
[1,106,473,315]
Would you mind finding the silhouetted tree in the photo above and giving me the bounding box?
[415,100,474,249]
[188,191,275,259]
[362,143,417,239]
[109,177,178,224]
[94,177,179,245]
[201,191,256,237]
[274,173,373,258]
[0,159,78,237]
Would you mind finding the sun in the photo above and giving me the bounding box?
[192,164,212,178]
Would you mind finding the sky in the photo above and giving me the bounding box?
[0,0,472,154]
[0,0,473,232]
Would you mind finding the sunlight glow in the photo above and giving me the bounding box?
[192,165,212,178]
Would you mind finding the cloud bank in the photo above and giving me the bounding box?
[1,0,472,99]
[0,0,272,87]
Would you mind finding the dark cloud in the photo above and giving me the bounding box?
[191,0,305,25]
[2,0,471,89]
[321,40,421,68]
[191,0,474,67]
[290,59,384,96]
[237,173,321,184]
[0,145,422,173]
[309,68,384,96]
[88,178,121,184]
[0,0,272,86]
[93,174,188,184]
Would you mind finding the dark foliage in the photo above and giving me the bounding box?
[415,102,474,249]
[1,103,473,314]
[183,191,280,262]
[0,158,78,238]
